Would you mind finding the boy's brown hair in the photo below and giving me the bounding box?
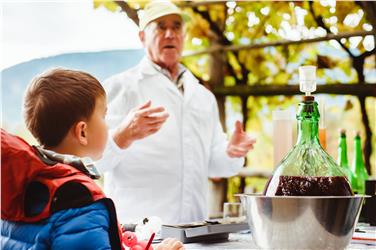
[24,68,106,147]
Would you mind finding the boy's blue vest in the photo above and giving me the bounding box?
[1,129,123,249]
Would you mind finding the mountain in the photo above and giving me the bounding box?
[1,49,145,127]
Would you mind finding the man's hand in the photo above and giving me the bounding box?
[227,120,256,158]
[113,100,169,149]
[155,238,184,250]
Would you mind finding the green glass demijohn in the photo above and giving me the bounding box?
[264,66,353,196]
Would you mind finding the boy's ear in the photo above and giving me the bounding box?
[139,31,145,44]
[74,121,88,146]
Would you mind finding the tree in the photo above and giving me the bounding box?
[94,0,375,175]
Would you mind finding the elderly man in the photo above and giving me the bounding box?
[97,1,256,224]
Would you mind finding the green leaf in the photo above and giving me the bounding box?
[93,0,119,12]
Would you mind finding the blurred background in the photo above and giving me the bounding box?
[1,0,375,216]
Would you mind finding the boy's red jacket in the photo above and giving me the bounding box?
[1,129,123,249]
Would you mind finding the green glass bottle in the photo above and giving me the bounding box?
[264,65,353,196]
[351,132,369,194]
[337,130,356,190]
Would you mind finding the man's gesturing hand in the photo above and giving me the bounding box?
[227,120,256,158]
[113,100,169,149]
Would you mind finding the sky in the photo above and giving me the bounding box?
[1,0,143,70]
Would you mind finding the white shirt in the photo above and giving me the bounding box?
[97,57,244,224]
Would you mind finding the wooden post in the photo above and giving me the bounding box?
[208,40,228,218]
[239,96,248,193]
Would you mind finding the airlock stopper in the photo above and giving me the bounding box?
[299,65,316,96]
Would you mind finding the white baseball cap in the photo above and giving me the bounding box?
[138,1,189,31]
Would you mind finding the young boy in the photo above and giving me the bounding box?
[1,68,183,250]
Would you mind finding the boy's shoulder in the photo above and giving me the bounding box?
[1,129,106,222]
[25,178,99,217]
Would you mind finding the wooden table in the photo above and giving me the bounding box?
[184,226,376,249]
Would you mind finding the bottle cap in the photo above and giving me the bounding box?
[340,129,346,136]
[302,95,315,102]
[299,65,316,96]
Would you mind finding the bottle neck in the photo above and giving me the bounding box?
[296,99,321,145]
[297,119,320,144]
[338,136,349,166]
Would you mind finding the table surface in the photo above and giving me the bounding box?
[183,225,376,249]
[184,233,375,249]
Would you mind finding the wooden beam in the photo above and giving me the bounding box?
[183,30,374,57]
[179,1,224,8]
[212,83,376,97]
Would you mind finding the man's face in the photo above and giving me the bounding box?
[140,14,184,68]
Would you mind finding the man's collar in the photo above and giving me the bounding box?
[140,56,186,81]
[139,56,198,101]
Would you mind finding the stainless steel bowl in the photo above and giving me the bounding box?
[237,194,368,249]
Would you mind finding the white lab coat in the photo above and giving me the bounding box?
[97,57,244,224]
